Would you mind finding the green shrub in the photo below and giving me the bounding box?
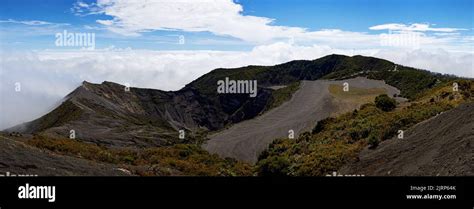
[312,117,334,134]
[375,94,396,111]
[367,133,380,149]
[257,156,290,176]
[349,129,359,141]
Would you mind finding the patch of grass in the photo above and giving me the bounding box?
[329,84,387,105]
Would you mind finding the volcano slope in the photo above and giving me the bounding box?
[339,102,474,176]
[203,77,402,164]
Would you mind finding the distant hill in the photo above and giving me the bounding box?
[6,54,458,148]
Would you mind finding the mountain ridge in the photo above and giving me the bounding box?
[6,54,458,148]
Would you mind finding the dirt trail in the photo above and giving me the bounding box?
[203,77,400,163]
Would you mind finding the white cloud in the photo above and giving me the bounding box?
[369,23,465,32]
[0,19,69,26]
[75,0,308,42]
[76,1,89,8]
[96,19,113,26]
[71,1,103,16]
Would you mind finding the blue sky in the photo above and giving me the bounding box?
[240,0,473,31]
[0,0,472,51]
